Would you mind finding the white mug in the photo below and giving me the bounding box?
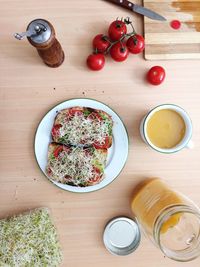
[140,104,193,153]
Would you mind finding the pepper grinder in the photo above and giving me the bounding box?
[14,19,65,67]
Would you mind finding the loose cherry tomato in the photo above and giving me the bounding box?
[93,136,110,149]
[93,34,110,53]
[126,34,145,54]
[110,42,129,62]
[52,124,62,137]
[147,66,166,85]
[87,53,105,71]
[108,20,127,41]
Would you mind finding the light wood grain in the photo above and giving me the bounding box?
[0,0,200,266]
[144,0,200,60]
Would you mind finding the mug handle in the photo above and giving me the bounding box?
[185,140,194,149]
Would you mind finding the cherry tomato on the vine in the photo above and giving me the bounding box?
[126,34,145,54]
[110,42,129,62]
[108,20,127,41]
[87,53,105,71]
[93,34,110,53]
[147,66,166,85]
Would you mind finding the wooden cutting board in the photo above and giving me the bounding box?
[143,0,200,60]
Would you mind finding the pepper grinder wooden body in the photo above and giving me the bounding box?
[27,19,65,68]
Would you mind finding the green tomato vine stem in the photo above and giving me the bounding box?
[97,17,137,54]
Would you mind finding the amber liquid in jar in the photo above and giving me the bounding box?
[131,178,200,262]
[131,178,184,235]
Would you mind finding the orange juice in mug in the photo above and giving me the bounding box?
[140,104,193,153]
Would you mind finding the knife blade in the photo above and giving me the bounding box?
[104,0,166,21]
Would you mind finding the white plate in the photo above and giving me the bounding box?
[34,98,129,193]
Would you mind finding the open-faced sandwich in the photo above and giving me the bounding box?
[46,106,113,187]
[46,142,107,187]
[51,107,113,149]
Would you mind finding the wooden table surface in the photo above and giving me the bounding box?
[1,0,200,266]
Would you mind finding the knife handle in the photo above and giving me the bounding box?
[107,0,135,11]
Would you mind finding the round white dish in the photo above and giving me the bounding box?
[34,98,129,193]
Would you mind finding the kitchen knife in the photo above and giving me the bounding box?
[104,0,166,21]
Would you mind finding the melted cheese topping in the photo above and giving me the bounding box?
[47,146,106,186]
[57,112,112,146]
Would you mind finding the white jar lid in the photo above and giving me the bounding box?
[103,216,141,256]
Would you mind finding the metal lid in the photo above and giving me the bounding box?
[103,216,141,256]
[27,19,51,44]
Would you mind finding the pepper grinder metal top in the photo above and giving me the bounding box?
[15,19,65,68]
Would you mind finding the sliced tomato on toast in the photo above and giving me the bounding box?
[93,136,112,149]
[88,167,102,184]
[53,144,71,158]
[46,142,107,187]
[87,112,103,121]
[51,124,62,137]
[51,107,113,148]
[68,107,84,117]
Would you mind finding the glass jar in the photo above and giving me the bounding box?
[131,178,200,262]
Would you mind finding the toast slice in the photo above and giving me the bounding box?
[51,107,113,149]
[46,142,107,187]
